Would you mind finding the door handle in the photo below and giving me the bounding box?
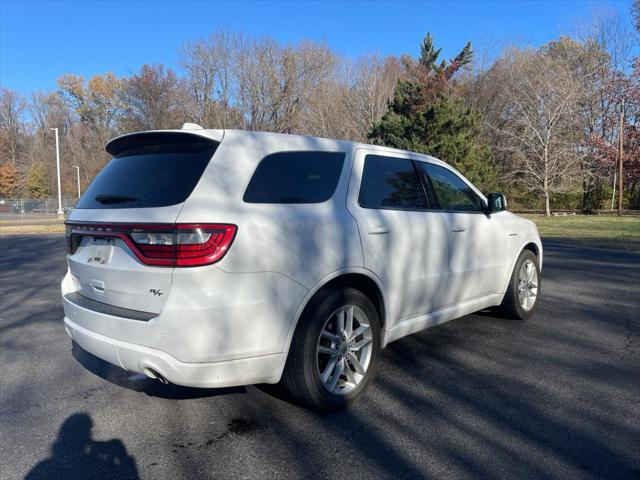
[451,225,466,232]
[367,225,390,235]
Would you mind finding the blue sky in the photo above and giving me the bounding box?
[0,0,635,96]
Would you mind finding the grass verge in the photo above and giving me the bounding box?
[0,214,638,252]
[522,214,640,252]
[0,217,62,224]
[0,224,65,235]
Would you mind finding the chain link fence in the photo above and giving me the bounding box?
[0,197,78,220]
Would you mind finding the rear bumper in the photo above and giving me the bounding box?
[61,263,308,388]
[64,316,285,388]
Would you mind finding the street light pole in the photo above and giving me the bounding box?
[50,127,63,216]
[72,165,81,199]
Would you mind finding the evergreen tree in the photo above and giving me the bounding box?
[369,34,496,190]
[24,164,50,199]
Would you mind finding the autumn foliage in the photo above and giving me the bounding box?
[0,3,638,213]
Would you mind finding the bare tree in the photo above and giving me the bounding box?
[120,64,191,131]
[489,48,587,215]
[29,91,69,133]
[301,54,400,141]
[0,88,27,165]
[180,31,244,128]
[180,31,397,139]
[302,75,351,139]
[56,74,125,193]
[181,32,336,133]
[343,55,401,141]
[236,38,336,133]
[545,37,616,211]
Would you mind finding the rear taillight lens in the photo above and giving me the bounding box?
[65,223,236,267]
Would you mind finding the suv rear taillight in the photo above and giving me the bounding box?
[65,223,237,267]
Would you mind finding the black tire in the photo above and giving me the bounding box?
[498,249,541,320]
[282,287,381,410]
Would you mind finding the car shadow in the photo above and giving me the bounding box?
[71,341,246,400]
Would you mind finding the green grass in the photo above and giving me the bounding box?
[0,224,65,235]
[1,213,638,252]
[522,214,640,252]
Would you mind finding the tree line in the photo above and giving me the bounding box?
[0,3,638,215]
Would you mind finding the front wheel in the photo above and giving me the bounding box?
[498,250,541,320]
[282,287,381,410]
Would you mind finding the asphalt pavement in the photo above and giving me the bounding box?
[1,234,638,479]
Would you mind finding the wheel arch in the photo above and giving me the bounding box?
[523,241,539,258]
[500,238,543,295]
[283,268,387,358]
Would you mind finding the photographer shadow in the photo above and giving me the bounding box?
[26,413,139,480]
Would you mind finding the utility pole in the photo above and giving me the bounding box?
[617,98,624,217]
[611,172,616,210]
[72,166,81,199]
[50,127,63,217]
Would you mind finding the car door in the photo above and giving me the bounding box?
[417,161,507,301]
[347,150,450,327]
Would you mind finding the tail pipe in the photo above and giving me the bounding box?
[143,368,169,384]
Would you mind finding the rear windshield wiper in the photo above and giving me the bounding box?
[95,194,139,205]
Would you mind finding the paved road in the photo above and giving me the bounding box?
[1,235,638,479]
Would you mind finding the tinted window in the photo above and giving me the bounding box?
[77,138,217,209]
[243,151,345,204]
[419,163,484,212]
[358,155,428,210]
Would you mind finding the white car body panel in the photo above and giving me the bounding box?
[67,236,172,313]
[177,131,362,288]
[62,128,542,388]
[437,210,507,299]
[346,148,452,325]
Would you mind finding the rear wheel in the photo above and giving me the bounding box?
[498,249,541,320]
[282,287,381,410]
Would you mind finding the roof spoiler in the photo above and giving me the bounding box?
[181,122,204,130]
[106,130,224,157]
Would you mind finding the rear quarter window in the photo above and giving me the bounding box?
[77,134,218,209]
[243,151,345,204]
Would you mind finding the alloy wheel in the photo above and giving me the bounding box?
[518,259,538,311]
[316,305,373,394]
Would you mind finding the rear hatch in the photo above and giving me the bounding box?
[65,130,230,315]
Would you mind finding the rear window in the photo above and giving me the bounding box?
[243,151,345,204]
[76,134,217,209]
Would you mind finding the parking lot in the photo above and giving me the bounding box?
[1,234,638,479]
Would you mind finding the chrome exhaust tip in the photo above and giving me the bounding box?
[143,367,169,384]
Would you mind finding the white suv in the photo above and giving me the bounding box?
[62,125,542,409]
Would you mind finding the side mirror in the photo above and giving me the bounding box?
[486,192,507,213]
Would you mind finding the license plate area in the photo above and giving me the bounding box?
[86,237,115,265]
[67,234,172,314]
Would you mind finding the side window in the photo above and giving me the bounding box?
[243,151,345,204]
[358,155,428,210]
[419,163,484,212]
